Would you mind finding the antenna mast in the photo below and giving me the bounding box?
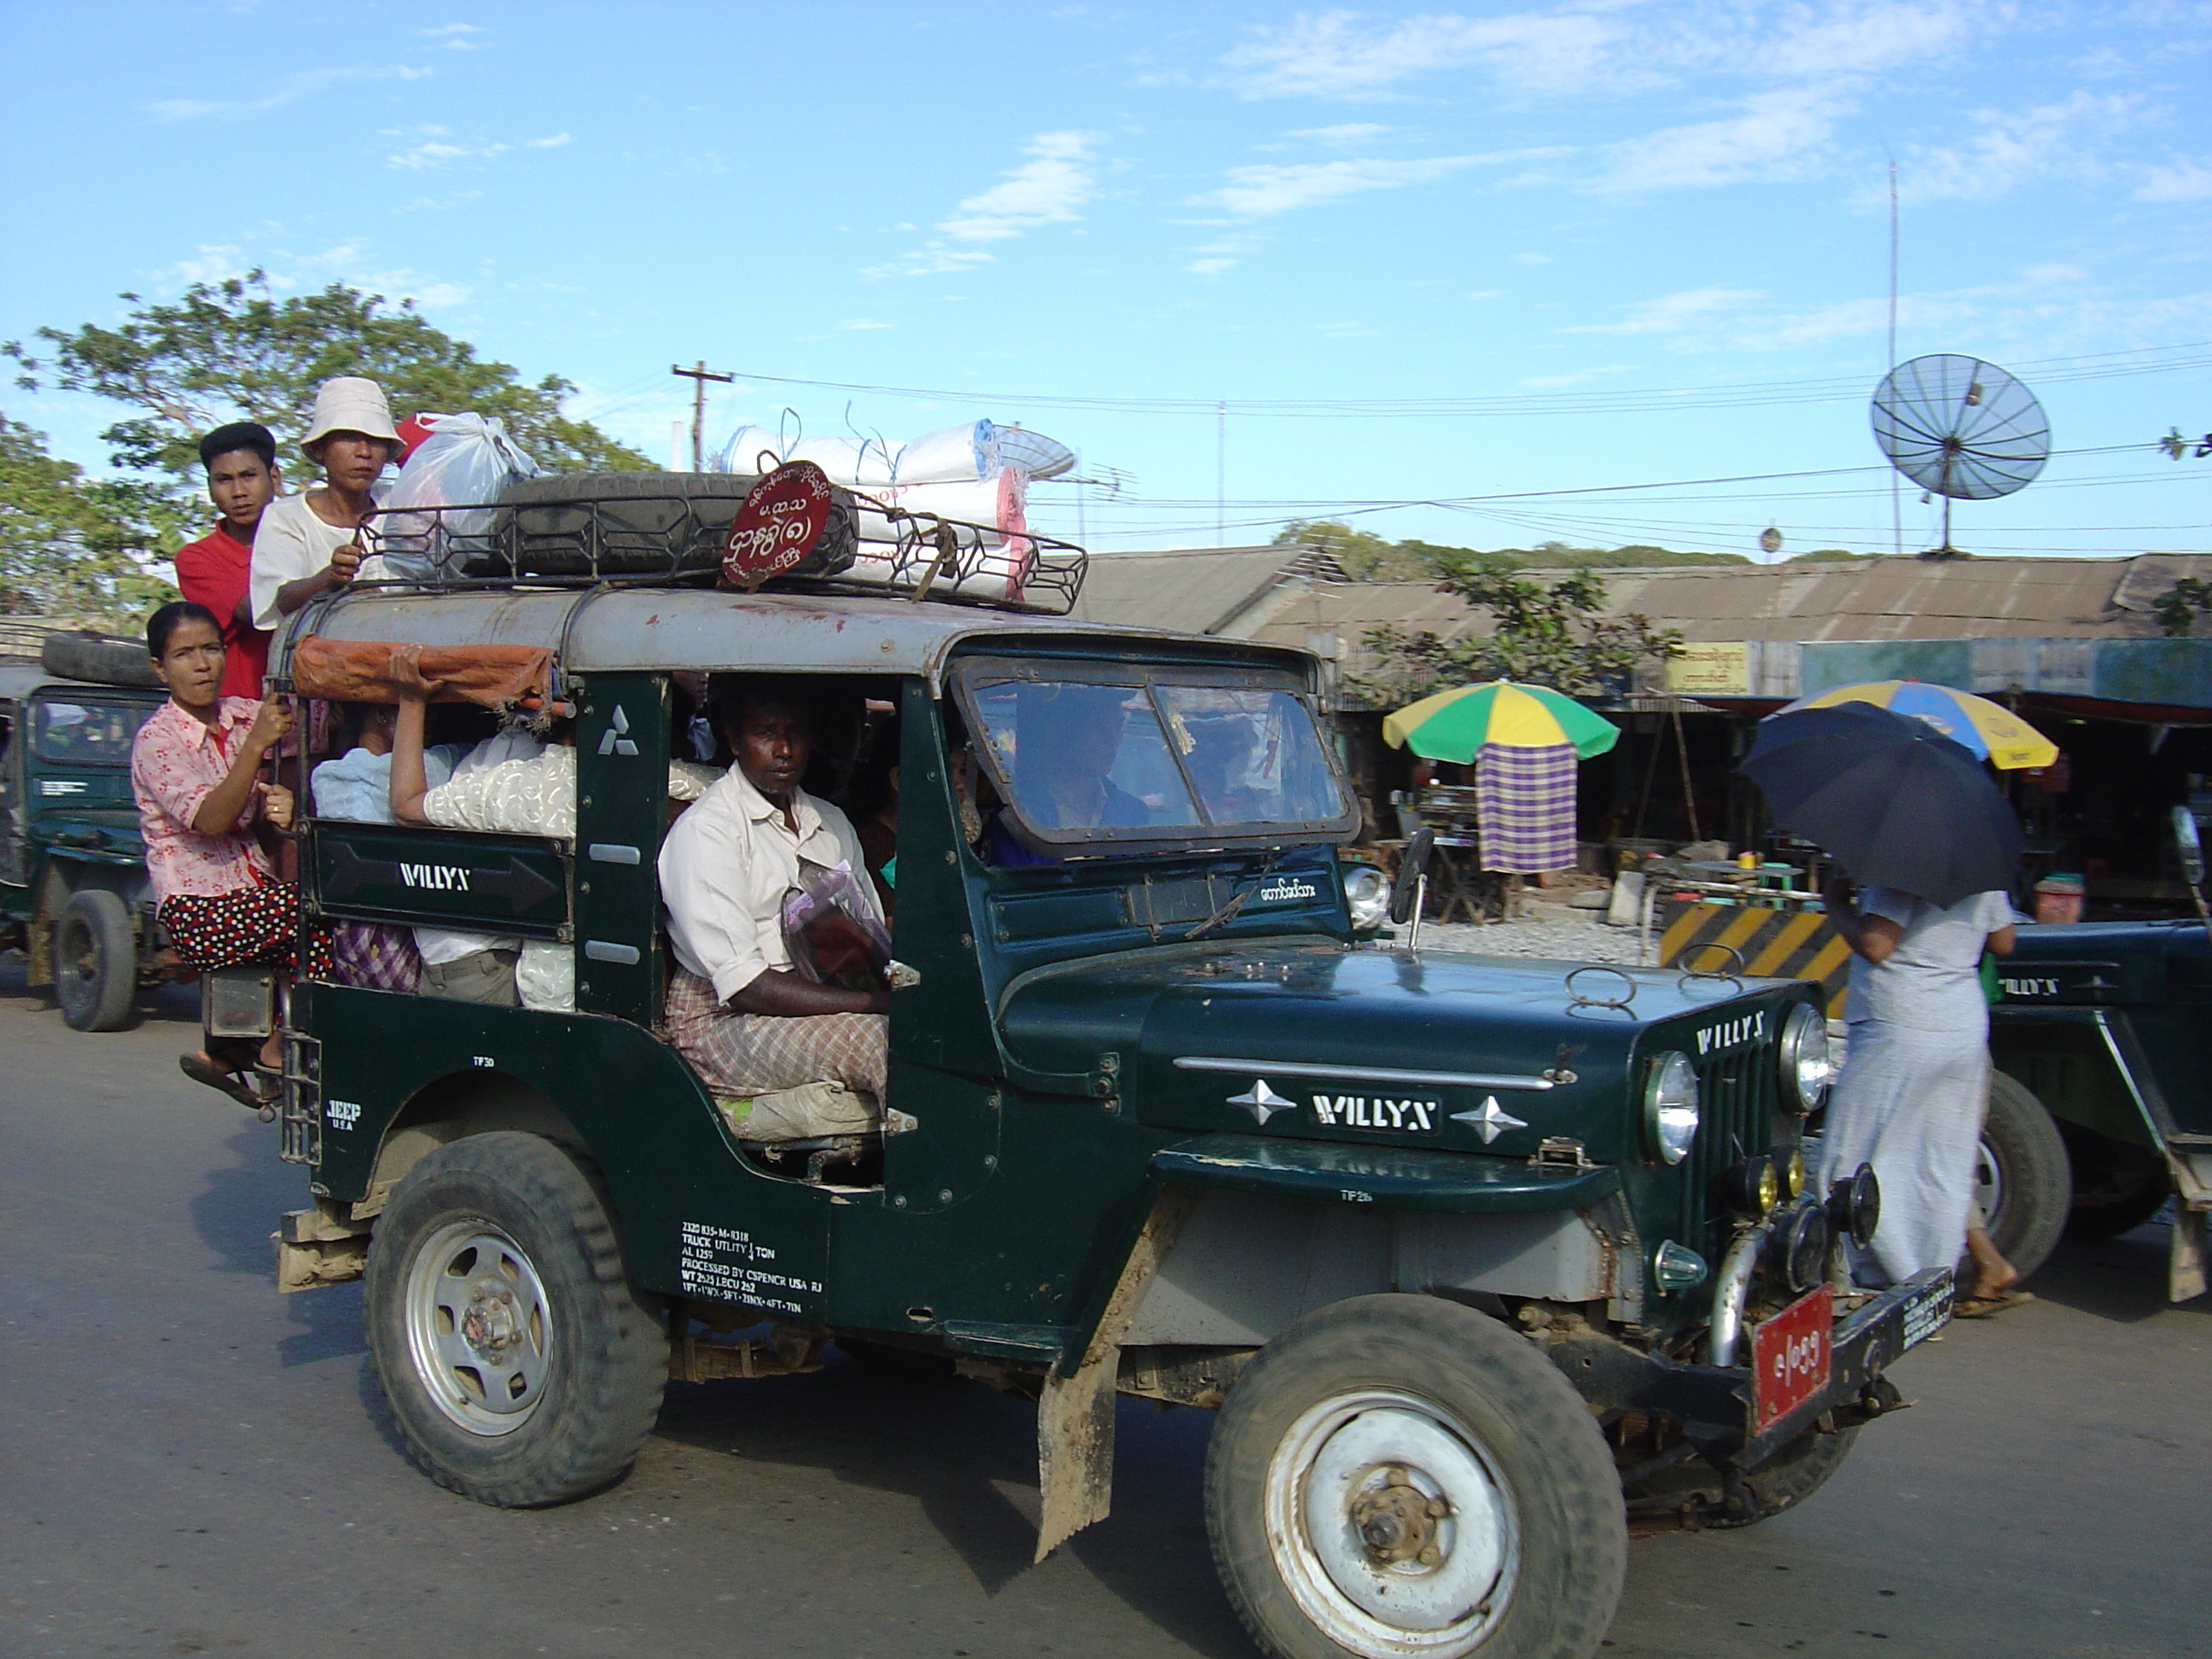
[1888,160,1901,558]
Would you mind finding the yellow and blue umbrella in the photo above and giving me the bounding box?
[1382,679,1621,762]
[1777,680,2057,770]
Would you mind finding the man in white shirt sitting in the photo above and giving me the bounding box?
[659,678,890,1108]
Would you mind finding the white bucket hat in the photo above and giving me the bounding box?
[301,376,400,452]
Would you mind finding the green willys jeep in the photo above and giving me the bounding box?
[1982,806,2212,1304]
[260,540,1947,1659]
[0,634,167,1030]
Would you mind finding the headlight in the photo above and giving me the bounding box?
[1343,864,1390,930]
[1782,1145,1807,1199]
[1778,1002,1833,1113]
[1643,1051,1700,1165]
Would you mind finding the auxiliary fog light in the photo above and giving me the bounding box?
[1653,1240,1709,1294]
[1343,864,1391,931]
[1718,1155,1782,1217]
[1782,1145,1807,1200]
[1777,1002,1834,1113]
[1828,1162,1882,1249]
[1644,1052,1700,1166]
[1777,1202,1832,1294]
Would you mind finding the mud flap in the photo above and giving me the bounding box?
[1033,1187,1192,1562]
[2170,1208,2207,1303]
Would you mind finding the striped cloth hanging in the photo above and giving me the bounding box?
[1475,741,1578,873]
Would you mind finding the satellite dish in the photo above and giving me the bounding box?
[1871,353,2049,556]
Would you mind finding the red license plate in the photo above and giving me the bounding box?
[1750,1285,1832,1434]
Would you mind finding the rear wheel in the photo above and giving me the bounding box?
[1206,1294,1625,1659]
[1976,1072,2071,1283]
[55,888,136,1031]
[364,1132,667,1507]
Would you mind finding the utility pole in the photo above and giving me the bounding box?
[671,361,734,471]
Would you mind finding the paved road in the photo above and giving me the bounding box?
[3,962,2205,1659]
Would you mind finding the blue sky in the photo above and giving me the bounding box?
[3,1,2209,559]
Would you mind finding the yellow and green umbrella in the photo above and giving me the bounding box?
[1777,680,2057,770]
[1382,679,1621,762]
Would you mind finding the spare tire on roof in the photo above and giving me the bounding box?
[42,631,161,688]
[484,470,859,582]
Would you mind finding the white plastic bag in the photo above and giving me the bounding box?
[371,414,541,579]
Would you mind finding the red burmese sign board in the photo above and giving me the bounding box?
[724,462,833,591]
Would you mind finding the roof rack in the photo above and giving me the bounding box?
[356,487,1088,615]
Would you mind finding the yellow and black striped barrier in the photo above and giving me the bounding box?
[1657,899,1850,1018]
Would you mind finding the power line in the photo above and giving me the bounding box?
[713,341,2212,421]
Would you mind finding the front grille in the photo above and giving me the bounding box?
[1685,1027,1782,1262]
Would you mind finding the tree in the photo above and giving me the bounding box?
[0,414,182,626]
[2151,577,2212,637]
[8,271,651,486]
[1351,554,1683,705]
[1272,520,1749,578]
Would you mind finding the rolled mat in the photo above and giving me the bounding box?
[291,637,553,711]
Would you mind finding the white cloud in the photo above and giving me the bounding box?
[870,131,1101,277]
[1512,252,1551,264]
[1564,288,1767,336]
[527,132,573,149]
[1206,148,1558,217]
[1221,3,1981,100]
[1596,85,1851,192]
[1519,364,1633,388]
[1225,9,1626,99]
[1900,92,2144,201]
[391,138,486,170]
[1288,122,1391,145]
[2138,156,2212,201]
[1188,256,1238,276]
[938,130,1101,242]
[418,23,485,50]
[146,62,430,121]
[839,317,894,330]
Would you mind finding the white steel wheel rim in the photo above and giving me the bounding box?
[1973,1136,2003,1227]
[1263,1388,1518,1656]
[402,1217,554,1436]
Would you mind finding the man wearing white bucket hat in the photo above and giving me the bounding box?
[248,376,401,631]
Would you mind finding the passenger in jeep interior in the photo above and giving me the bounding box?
[131,601,330,1108]
[658,676,890,1107]
[985,682,1145,865]
[383,645,719,1010]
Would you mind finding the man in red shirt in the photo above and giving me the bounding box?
[172,422,279,699]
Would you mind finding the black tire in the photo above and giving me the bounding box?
[490,470,858,581]
[54,887,137,1031]
[364,1132,667,1507]
[1718,1424,1860,1527]
[1976,1071,2071,1283]
[40,631,161,688]
[1206,1294,1626,1659]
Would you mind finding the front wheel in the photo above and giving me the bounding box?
[1206,1294,1626,1659]
[1976,1071,2071,1283]
[55,887,136,1031]
[364,1132,667,1507]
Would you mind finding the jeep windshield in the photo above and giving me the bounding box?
[953,657,1356,853]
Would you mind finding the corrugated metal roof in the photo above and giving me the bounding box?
[1237,552,2212,651]
[1073,544,1318,634]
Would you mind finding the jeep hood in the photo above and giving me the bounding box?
[998,940,1805,1163]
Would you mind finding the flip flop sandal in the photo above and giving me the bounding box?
[178,1052,278,1112]
[1953,1289,2035,1319]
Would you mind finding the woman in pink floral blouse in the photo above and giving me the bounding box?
[131,601,331,1107]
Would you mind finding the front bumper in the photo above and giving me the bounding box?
[1547,1266,1953,1470]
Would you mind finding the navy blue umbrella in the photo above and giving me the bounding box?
[1739,701,2021,908]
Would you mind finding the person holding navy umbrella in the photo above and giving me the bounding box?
[1741,701,2033,1317]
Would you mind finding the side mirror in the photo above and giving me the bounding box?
[2175,805,2206,887]
[1390,826,1435,926]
